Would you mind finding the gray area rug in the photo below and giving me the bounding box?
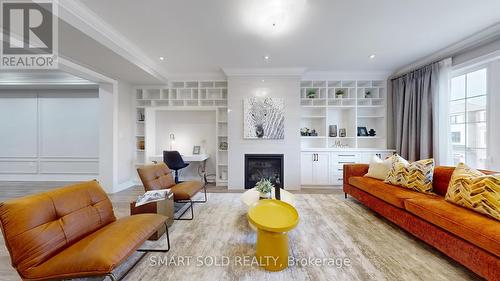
[101,193,478,281]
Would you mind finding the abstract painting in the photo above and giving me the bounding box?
[243,97,284,139]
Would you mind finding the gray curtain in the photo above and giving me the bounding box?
[391,63,439,161]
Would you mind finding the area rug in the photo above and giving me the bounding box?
[114,193,477,281]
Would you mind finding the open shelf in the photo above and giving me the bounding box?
[300,79,387,150]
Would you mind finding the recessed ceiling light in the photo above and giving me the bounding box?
[263,55,270,60]
[261,79,265,82]
[159,56,165,61]
[369,54,376,59]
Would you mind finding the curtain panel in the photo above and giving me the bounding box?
[391,59,451,163]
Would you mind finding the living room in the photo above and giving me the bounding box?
[0,1,499,280]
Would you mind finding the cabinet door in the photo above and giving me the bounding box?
[313,153,330,185]
[300,153,315,185]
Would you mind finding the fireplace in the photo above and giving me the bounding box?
[244,154,284,189]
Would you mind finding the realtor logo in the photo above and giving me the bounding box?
[1,0,58,69]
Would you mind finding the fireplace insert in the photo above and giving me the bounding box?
[244,154,284,190]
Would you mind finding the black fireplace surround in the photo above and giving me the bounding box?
[244,154,284,190]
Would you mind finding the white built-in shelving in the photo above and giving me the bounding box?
[134,81,228,186]
[300,80,387,150]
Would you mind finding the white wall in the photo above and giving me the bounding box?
[154,110,216,181]
[0,89,100,181]
[227,76,301,190]
[116,81,135,187]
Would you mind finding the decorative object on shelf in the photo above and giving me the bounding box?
[219,141,228,150]
[138,139,145,150]
[244,97,284,139]
[339,128,346,137]
[138,112,145,122]
[192,146,201,155]
[329,125,337,137]
[169,133,175,150]
[310,129,318,136]
[335,89,345,99]
[357,127,368,136]
[306,89,317,99]
[365,91,372,98]
[255,178,274,199]
[300,127,310,136]
[331,140,349,148]
[368,129,376,136]
[220,170,228,180]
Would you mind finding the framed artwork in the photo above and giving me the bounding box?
[192,145,201,155]
[357,127,368,137]
[243,97,284,139]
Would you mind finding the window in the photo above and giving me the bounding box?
[449,68,487,169]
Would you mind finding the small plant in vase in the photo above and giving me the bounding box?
[365,91,372,98]
[335,89,345,99]
[306,89,317,99]
[255,178,274,199]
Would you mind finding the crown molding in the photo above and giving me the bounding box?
[58,1,168,83]
[392,22,500,77]
[302,70,391,81]
[223,67,306,77]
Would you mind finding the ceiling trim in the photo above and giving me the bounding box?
[58,1,169,83]
[392,22,500,77]
[302,71,391,81]
[223,67,306,77]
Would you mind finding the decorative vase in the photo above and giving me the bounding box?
[259,191,271,200]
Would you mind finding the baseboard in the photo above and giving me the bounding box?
[113,180,137,193]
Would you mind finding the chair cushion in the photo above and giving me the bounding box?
[349,176,436,209]
[404,197,500,257]
[22,214,167,280]
[137,163,175,191]
[171,181,204,200]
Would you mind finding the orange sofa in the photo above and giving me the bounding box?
[343,164,500,281]
[0,180,168,281]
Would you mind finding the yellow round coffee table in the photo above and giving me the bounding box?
[247,199,299,271]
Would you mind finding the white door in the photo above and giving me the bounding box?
[300,152,315,185]
[313,153,330,185]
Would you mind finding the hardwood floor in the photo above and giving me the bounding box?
[0,182,479,281]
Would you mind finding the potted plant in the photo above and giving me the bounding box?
[255,178,274,199]
[307,89,317,99]
[300,127,310,136]
[365,91,372,98]
[335,89,345,99]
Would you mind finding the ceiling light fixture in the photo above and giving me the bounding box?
[159,56,165,61]
[242,0,307,37]
[369,54,376,59]
[263,55,270,60]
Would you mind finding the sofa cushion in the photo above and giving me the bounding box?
[445,163,500,221]
[365,155,395,180]
[22,214,167,280]
[349,176,435,209]
[404,197,500,257]
[171,181,205,200]
[385,156,435,194]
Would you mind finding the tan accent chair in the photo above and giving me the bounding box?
[137,162,207,220]
[0,180,169,281]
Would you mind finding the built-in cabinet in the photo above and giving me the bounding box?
[301,150,394,186]
[301,152,330,185]
[300,78,394,187]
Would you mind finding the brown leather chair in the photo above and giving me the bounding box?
[137,162,207,220]
[0,180,169,281]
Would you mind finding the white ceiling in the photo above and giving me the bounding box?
[78,0,500,78]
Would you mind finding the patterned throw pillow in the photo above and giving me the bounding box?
[445,163,500,221]
[384,155,435,194]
